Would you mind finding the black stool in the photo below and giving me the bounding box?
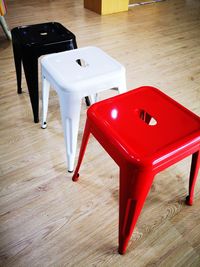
[11,22,90,123]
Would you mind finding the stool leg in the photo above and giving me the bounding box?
[72,120,91,181]
[41,76,50,129]
[90,94,98,104]
[186,150,200,206]
[0,16,12,40]
[11,38,22,94]
[23,55,39,123]
[118,76,127,95]
[118,166,154,254]
[59,93,82,173]
[85,96,91,106]
[75,57,91,106]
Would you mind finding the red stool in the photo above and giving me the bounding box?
[72,86,200,254]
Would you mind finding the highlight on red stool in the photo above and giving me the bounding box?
[72,86,200,254]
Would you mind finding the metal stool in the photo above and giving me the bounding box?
[41,46,127,172]
[72,86,200,254]
[11,22,90,123]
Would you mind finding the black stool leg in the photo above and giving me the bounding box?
[11,39,22,94]
[85,96,91,106]
[75,58,91,106]
[186,150,200,206]
[23,55,39,123]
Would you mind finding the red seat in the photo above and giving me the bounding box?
[72,86,200,254]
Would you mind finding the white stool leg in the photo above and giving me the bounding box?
[41,76,50,129]
[118,76,127,94]
[90,94,98,104]
[59,93,82,172]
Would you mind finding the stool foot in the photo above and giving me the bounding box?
[186,195,193,206]
[118,233,131,255]
[34,118,39,123]
[68,170,74,173]
[118,245,126,255]
[41,122,47,129]
[72,173,79,182]
[17,88,23,94]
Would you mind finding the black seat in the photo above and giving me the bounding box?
[11,22,90,123]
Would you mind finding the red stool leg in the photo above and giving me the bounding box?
[72,120,91,181]
[186,150,200,206]
[118,166,154,254]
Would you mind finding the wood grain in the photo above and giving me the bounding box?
[0,0,200,266]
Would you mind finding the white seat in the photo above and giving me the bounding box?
[41,46,126,172]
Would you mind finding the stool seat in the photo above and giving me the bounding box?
[12,22,75,47]
[41,46,126,172]
[89,86,200,169]
[72,86,200,254]
[11,22,79,123]
[41,46,125,93]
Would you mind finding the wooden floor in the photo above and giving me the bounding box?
[0,0,200,266]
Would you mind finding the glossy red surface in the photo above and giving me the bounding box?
[89,86,200,169]
[72,86,200,254]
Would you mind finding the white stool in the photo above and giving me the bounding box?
[41,46,126,172]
